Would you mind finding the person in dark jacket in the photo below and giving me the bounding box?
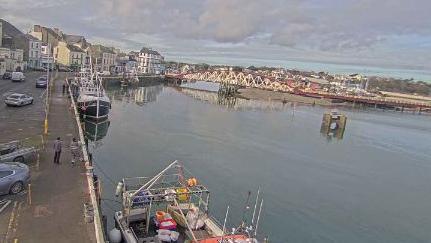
[53,137,62,164]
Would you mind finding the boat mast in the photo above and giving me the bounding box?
[251,187,260,226]
[254,199,264,237]
[240,191,252,227]
[222,205,230,234]
[130,160,178,197]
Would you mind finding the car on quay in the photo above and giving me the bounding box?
[11,71,25,82]
[4,93,34,107]
[2,72,12,80]
[0,162,30,195]
[36,76,48,88]
[0,141,37,164]
[58,66,72,72]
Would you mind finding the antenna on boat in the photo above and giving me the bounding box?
[251,187,260,226]
[254,198,264,237]
[241,191,252,227]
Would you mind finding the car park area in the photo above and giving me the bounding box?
[0,71,49,238]
[0,71,48,142]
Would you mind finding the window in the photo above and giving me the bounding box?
[0,149,11,155]
[0,171,13,178]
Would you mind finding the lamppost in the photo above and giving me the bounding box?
[44,56,54,135]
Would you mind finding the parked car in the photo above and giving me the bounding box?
[11,72,25,82]
[0,141,37,163]
[4,93,34,107]
[58,66,71,72]
[36,76,48,88]
[2,72,12,80]
[0,162,30,195]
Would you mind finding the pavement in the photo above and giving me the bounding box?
[0,71,95,243]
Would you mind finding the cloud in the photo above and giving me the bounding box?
[0,0,430,69]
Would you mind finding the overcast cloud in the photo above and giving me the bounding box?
[1,0,430,71]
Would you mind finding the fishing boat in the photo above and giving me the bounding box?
[76,59,111,120]
[111,160,265,243]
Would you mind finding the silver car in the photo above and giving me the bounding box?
[0,141,37,163]
[0,162,30,195]
[4,93,34,107]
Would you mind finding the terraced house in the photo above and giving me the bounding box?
[55,41,86,69]
[25,34,42,69]
[90,44,117,73]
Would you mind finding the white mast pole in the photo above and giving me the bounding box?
[254,199,264,237]
[222,205,230,234]
[251,187,260,225]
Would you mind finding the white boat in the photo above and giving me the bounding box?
[112,160,265,243]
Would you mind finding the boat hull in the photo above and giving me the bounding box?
[78,100,110,120]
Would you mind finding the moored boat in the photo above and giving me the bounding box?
[75,60,111,120]
[112,160,265,243]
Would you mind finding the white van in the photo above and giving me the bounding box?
[11,72,25,82]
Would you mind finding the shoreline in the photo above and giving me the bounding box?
[236,88,338,106]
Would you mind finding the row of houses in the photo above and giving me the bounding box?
[30,25,165,75]
[0,21,26,75]
[0,19,165,76]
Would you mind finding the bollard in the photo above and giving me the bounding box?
[27,184,32,205]
[44,119,48,135]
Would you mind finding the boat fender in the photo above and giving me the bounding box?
[187,177,198,187]
[115,181,123,197]
[108,228,122,243]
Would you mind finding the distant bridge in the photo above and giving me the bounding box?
[166,71,431,111]
[179,71,296,92]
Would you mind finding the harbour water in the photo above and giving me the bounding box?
[89,82,431,243]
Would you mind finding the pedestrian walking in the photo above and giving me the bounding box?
[53,137,62,164]
[70,137,81,166]
[62,82,66,94]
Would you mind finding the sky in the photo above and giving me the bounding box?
[1,0,431,72]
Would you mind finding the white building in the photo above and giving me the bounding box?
[137,47,164,75]
[40,43,54,69]
[0,47,24,72]
[0,58,6,75]
[101,52,116,72]
[0,47,10,59]
[90,45,117,73]
[0,22,3,47]
[26,34,42,69]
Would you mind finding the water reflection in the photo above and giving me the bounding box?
[179,87,290,111]
[83,118,111,142]
[106,84,164,105]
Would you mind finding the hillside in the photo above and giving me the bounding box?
[0,18,28,59]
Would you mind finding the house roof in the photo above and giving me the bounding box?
[24,34,40,41]
[45,28,63,40]
[140,47,160,55]
[64,34,84,43]
[90,44,115,56]
[67,44,84,53]
[64,34,88,48]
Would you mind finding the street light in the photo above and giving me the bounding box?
[44,55,53,135]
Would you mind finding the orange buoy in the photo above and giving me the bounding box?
[187,178,198,187]
[156,211,165,222]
